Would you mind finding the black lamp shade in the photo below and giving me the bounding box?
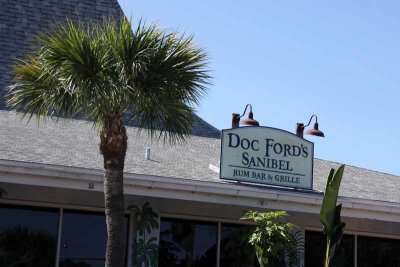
[240,112,259,126]
[305,122,325,137]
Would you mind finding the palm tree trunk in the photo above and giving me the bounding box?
[100,112,127,267]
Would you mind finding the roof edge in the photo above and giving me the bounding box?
[1,159,400,223]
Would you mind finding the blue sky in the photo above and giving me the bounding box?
[118,0,400,176]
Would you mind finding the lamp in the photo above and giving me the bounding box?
[296,115,325,138]
[232,104,259,128]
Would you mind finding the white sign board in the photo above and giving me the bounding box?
[220,127,314,189]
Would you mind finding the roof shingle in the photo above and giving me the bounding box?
[1,110,399,204]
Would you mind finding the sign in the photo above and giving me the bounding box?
[220,127,314,189]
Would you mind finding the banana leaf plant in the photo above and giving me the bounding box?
[319,165,346,267]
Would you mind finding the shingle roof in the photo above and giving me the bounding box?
[0,0,123,109]
[1,110,399,204]
[0,0,221,139]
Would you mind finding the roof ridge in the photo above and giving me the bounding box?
[194,114,220,133]
[315,157,400,178]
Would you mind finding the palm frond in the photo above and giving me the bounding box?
[6,17,211,143]
[107,18,211,142]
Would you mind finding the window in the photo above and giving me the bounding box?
[357,236,400,267]
[59,210,128,267]
[305,230,354,267]
[159,218,218,267]
[0,205,59,267]
[219,223,259,267]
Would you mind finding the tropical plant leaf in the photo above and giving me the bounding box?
[6,17,211,144]
[320,165,345,236]
[255,244,268,266]
[329,204,345,264]
[319,165,346,267]
[241,211,298,267]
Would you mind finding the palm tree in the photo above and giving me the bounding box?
[6,18,210,267]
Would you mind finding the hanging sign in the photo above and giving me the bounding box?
[220,127,314,189]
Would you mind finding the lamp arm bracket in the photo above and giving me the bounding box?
[239,104,253,118]
[305,114,318,127]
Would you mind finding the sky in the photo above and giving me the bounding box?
[118,0,400,176]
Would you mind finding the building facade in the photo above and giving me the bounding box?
[1,1,400,267]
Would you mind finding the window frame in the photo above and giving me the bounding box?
[305,226,400,267]
[159,214,258,267]
[0,202,131,267]
[0,203,60,267]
